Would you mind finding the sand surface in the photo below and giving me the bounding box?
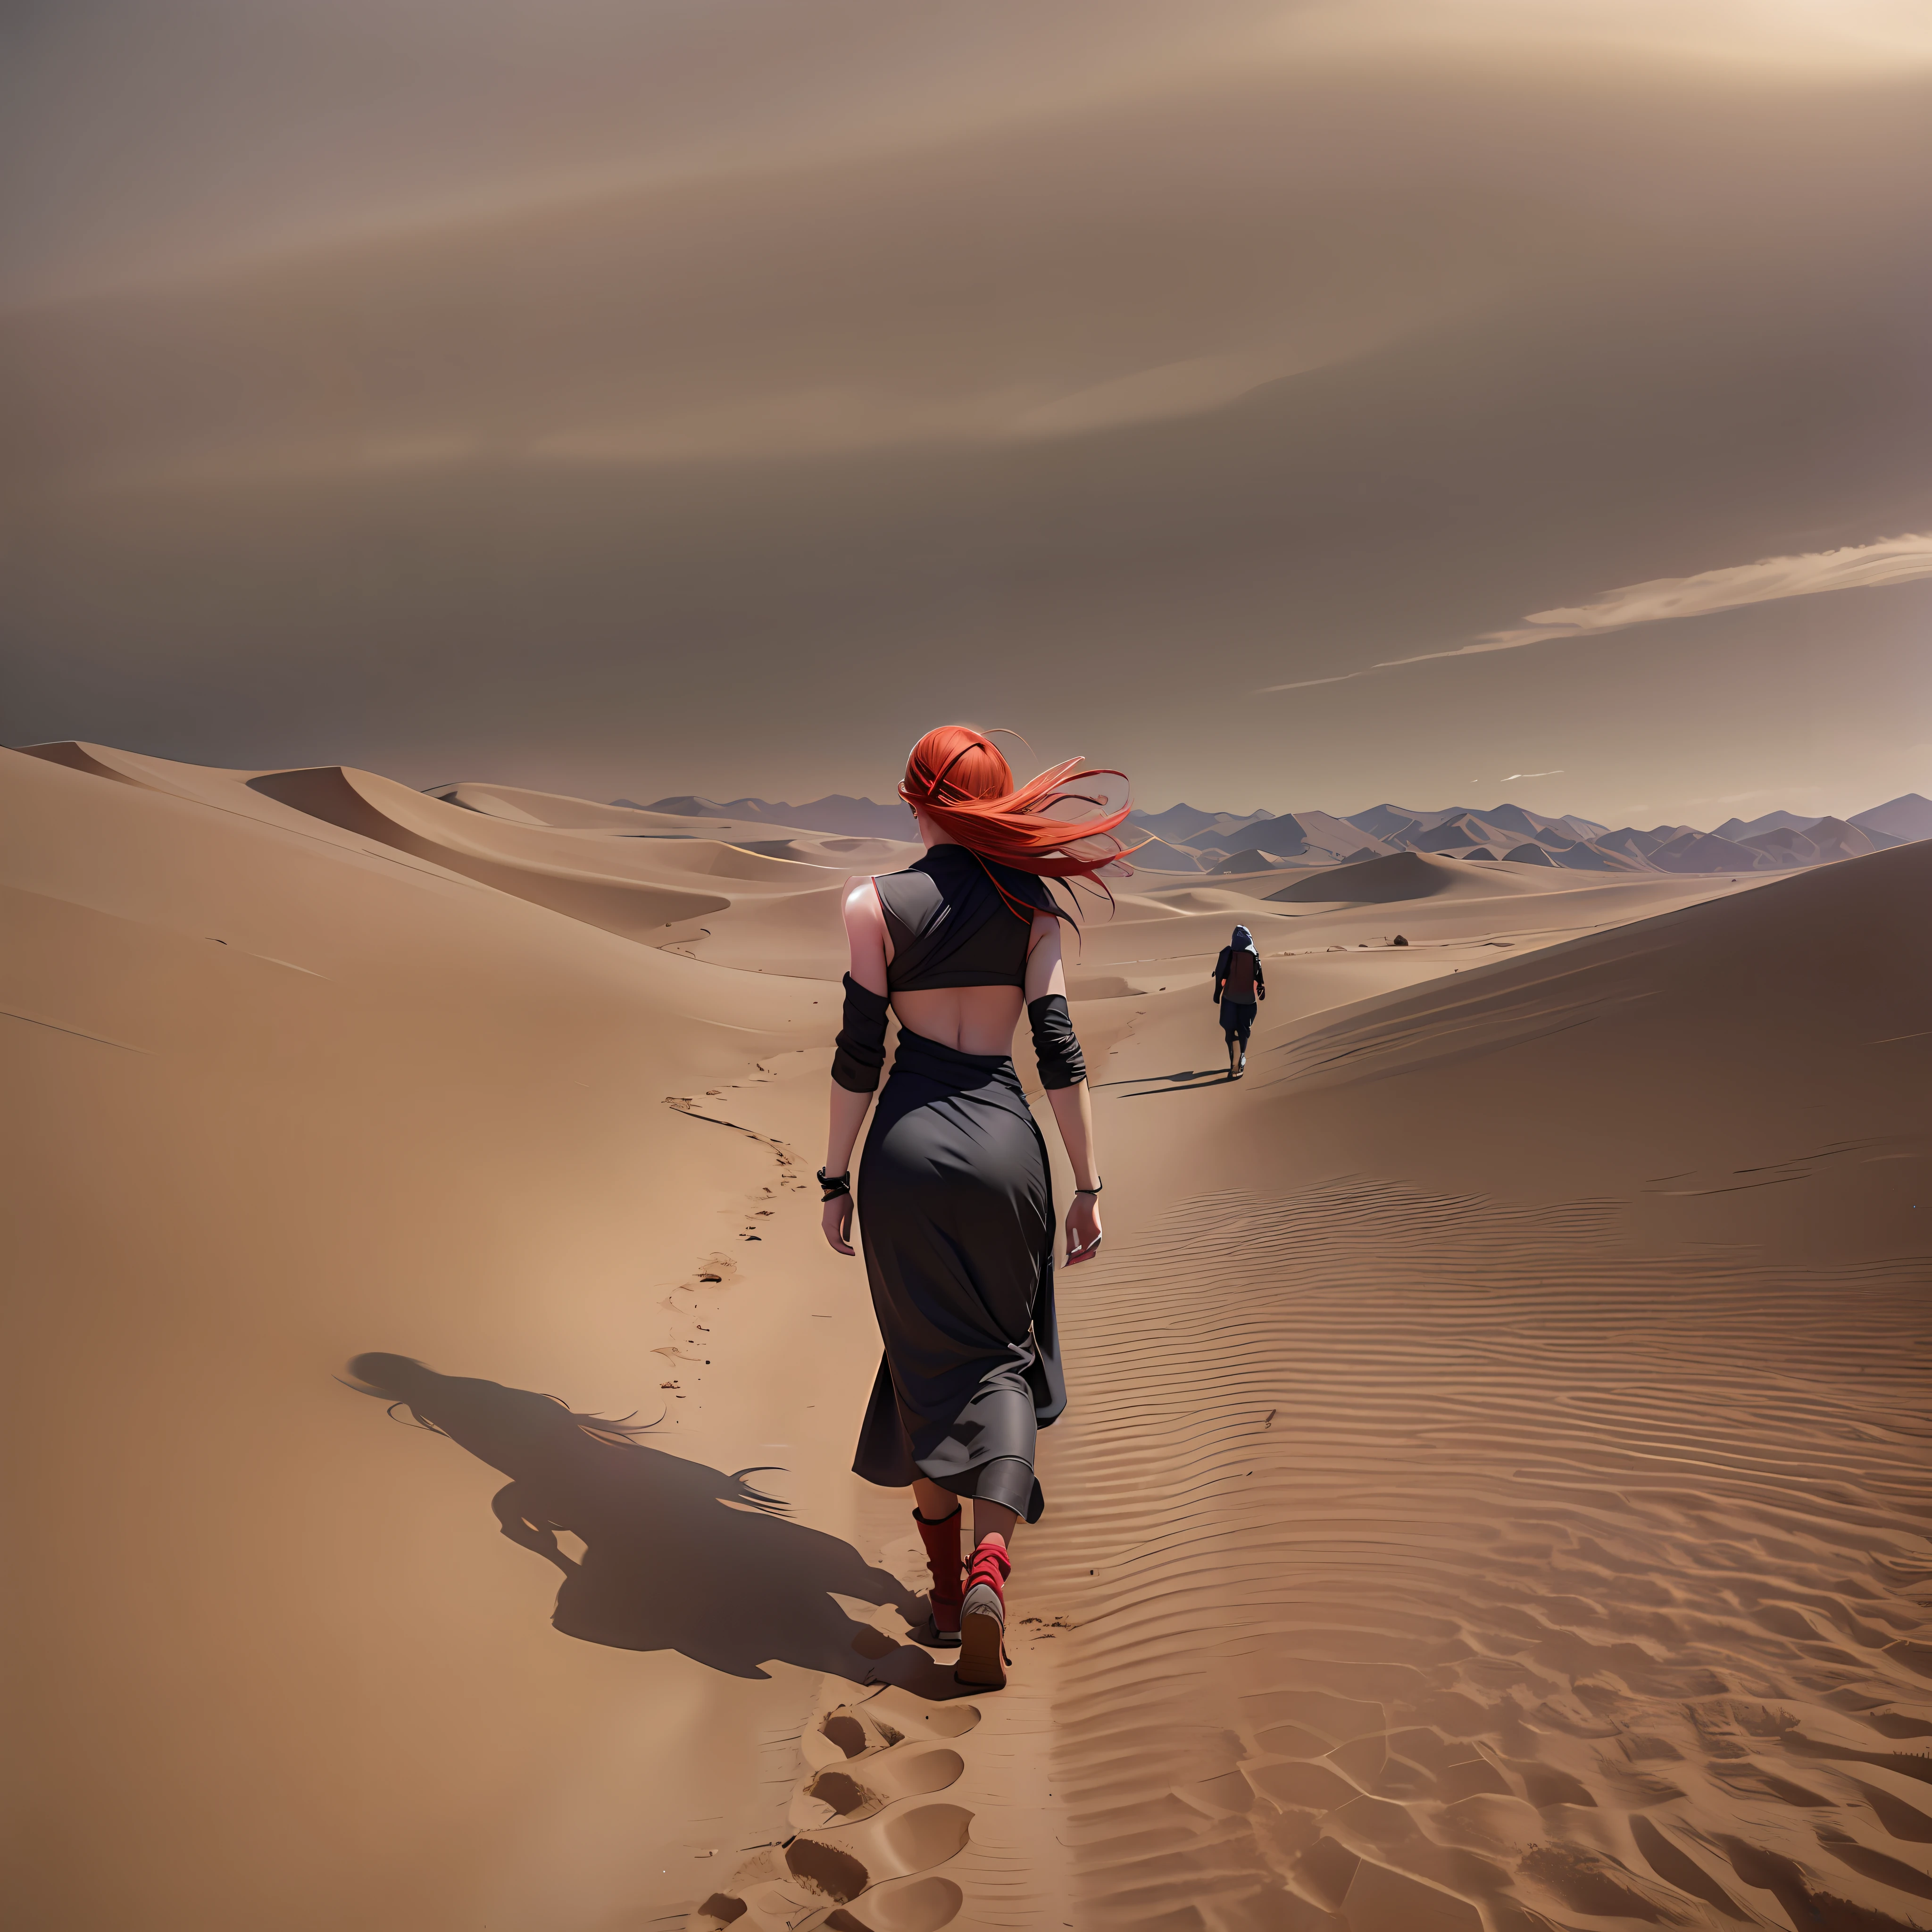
[4,744,1927,1932]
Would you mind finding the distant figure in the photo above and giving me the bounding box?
[1212,924,1266,1078]
[820,724,1135,1689]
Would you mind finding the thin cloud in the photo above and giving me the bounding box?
[1384,531,1932,666]
[1253,671,1365,693]
[1258,532,1932,692]
[1500,769,1563,780]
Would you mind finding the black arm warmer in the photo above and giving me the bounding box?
[1027,993,1087,1090]
[831,974,890,1093]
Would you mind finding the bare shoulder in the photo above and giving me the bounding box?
[843,876,897,958]
[844,873,892,989]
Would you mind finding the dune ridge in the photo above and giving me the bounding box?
[246,766,738,936]
[1267,851,1556,904]
[998,834,1930,1929]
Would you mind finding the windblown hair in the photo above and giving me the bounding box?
[898,724,1142,916]
[341,1353,790,1514]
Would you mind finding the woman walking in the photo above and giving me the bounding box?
[1212,924,1266,1079]
[818,726,1131,1688]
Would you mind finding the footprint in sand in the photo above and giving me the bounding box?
[688,1693,979,1931]
[792,1742,966,1828]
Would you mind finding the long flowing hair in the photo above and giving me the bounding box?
[898,724,1143,918]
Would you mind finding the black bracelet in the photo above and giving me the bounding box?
[816,1167,851,1200]
[1074,1180,1102,1195]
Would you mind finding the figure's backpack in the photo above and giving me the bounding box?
[1224,949,1257,999]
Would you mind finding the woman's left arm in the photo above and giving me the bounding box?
[1025,914,1103,1265]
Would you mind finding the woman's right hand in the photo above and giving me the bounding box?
[822,1193,855,1256]
[1065,1192,1102,1265]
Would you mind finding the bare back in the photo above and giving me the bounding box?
[843,843,1067,1056]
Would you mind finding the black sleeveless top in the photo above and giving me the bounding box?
[877,845,1057,991]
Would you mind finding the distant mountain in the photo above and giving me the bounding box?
[1194,809,1393,874]
[1741,826,1814,867]
[1381,805,1641,871]
[1531,840,1639,872]
[1798,816,1897,861]
[1413,812,1500,853]
[1596,827,1665,860]
[1347,799,1599,847]
[1715,808,1823,840]
[1126,804,1275,847]
[1344,803,1455,842]
[1207,846,1294,874]
[1649,830,1765,874]
[1287,811,1396,861]
[618,784,1927,876]
[1851,793,1932,842]
[1477,801,1587,842]
[1124,803,1217,842]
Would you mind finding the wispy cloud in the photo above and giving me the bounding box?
[1500,769,1563,780]
[1259,532,1932,692]
[1387,531,1932,666]
[1254,671,1364,693]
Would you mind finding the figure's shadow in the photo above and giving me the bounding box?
[344,1353,936,1687]
[1091,1068,1230,1095]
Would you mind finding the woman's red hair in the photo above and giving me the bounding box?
[898,725,1143,916]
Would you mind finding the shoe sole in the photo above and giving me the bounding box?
[955,1584,1007,1688]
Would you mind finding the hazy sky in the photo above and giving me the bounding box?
[4,1,1930,825]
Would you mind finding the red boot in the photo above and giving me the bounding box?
[912,1507,964,1649]
[957,1539,1011,1689]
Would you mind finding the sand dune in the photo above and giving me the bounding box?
[437,781,700,831]
[438,781,919,873]
[1005,839,1931,1930]
[3,746,892,1932]
[247,763,735,937]
[1271,838,1929,1247]
[6,746,1924,1932]
[12,738,155,788]
[1269,850,1561,904]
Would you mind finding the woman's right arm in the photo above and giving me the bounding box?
[1024,914,1103,1265]
[822,880,889,1255]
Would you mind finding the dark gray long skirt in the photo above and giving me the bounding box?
[852,1027,1066,1523]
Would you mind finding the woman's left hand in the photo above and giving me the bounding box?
[1065,1193,1102,1266]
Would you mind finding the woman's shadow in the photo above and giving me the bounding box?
[344,1353,942,1688]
